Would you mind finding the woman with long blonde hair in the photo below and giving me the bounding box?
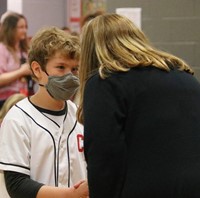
[78,13,200,198]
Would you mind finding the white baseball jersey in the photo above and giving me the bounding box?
[0,98,87,195]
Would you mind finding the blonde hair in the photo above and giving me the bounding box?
[0,93,26,123]
[77,13,193,124]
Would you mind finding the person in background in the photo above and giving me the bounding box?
[0,93,26,124]
[0,11,15,26]
[69,63,80,106]
[0,26,88,198]
[80,10,104,28]
[61,26,71,34]
[0,12,33,108]
[77,13,200,198]
[67,10,104,107]
[61,27,80,106]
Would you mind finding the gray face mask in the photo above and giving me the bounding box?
[39,73,80,101]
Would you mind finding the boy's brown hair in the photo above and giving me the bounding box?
[28,26,80,74]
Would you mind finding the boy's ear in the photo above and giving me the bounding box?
[31,61,42,79]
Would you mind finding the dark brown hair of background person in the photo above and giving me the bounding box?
[80,10,104,28]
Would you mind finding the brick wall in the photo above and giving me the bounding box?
[107,0,200,80]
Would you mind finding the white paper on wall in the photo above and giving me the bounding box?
[67,0,81,33]
[7,0,23,13]
[116,7,142,29]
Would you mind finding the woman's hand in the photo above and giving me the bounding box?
[73,180,89,198]
[20,63,32,76]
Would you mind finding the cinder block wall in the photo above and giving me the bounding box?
[107,0,200,81]
[0,0,7,17]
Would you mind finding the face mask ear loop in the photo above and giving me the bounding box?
[38,69,49,87]
[39,71,56,99]
[44,70,49,76]
[38,83,45,87]
[46,89,55,99]
[38,81,55,99]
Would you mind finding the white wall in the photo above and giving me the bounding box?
[7,0,23,13]
[0,0,8,17]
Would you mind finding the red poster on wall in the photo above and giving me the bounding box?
[67,0,82,33]
[67,0,106,33]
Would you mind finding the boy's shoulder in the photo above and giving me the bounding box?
[1,97,30,126]
[66,100,78,116]
[15,97,31,110]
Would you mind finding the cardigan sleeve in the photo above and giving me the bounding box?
[83,73,129,198]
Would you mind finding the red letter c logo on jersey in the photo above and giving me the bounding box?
[77,134,84,152]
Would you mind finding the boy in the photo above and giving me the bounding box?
[0,27,88,198]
